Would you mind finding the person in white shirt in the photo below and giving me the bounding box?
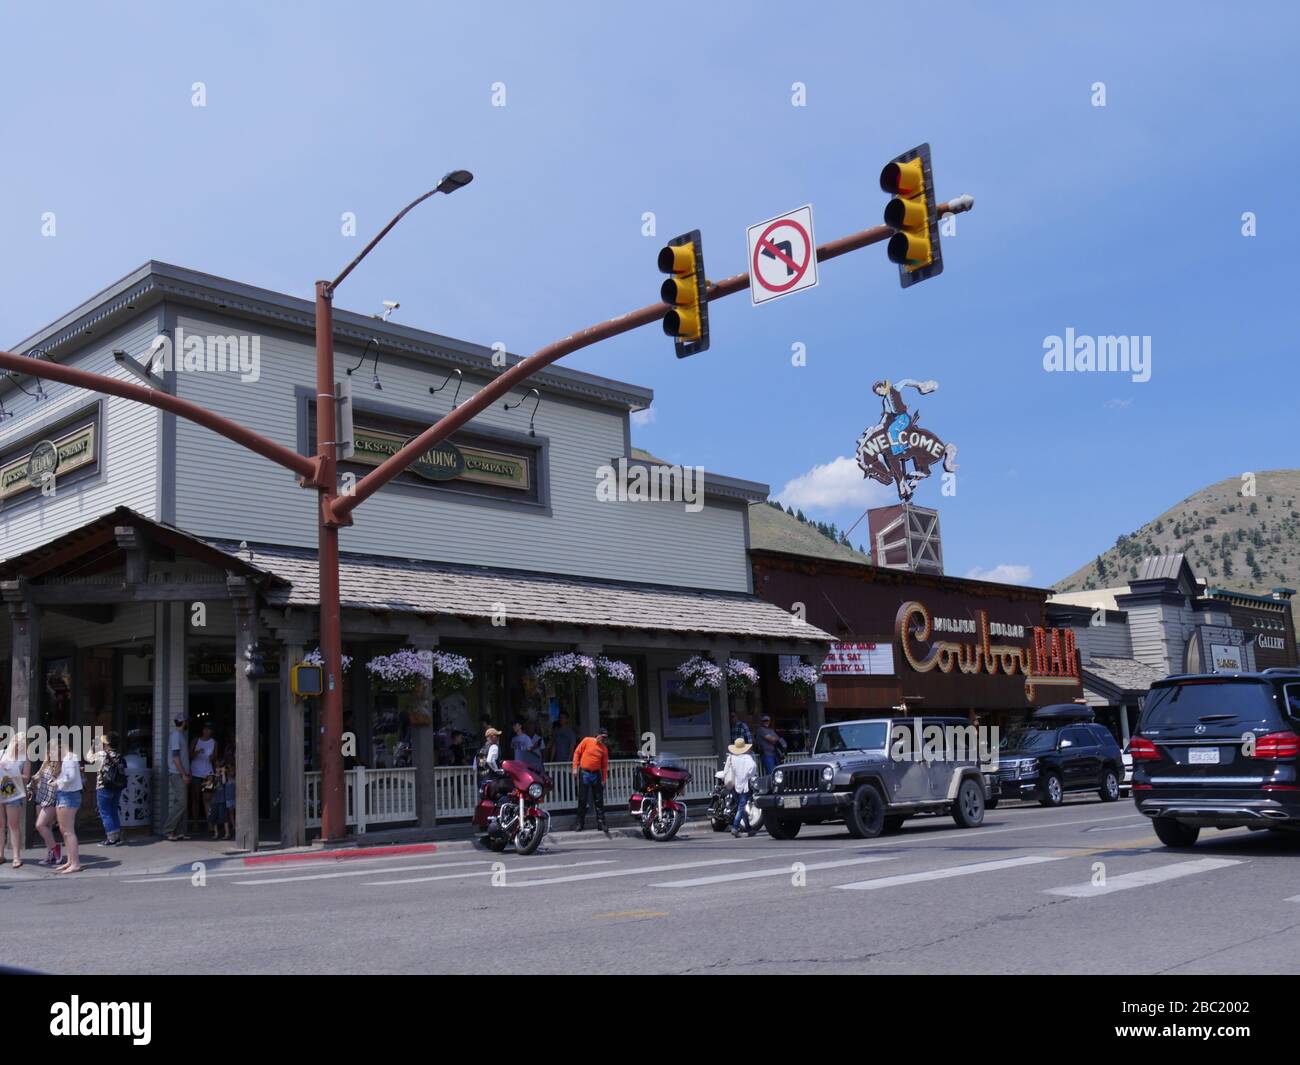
[190,721,219,830]
[0,733,30,868]
[53,740,84,874]
[724,738,758,838]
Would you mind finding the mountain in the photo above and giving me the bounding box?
[1055,470,1300,622]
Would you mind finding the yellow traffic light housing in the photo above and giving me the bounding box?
[881,143,943,288]
[658,229,710,357]
[291,662,324,698]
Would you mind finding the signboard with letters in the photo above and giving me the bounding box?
[0,421,97,502]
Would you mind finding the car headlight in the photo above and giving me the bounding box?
[773,770,784,786]
[527,783,543,800]
[821,766,834,782]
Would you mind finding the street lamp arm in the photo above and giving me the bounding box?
[329,187,441,294]
[330,196,974,523]
[0,350,318,480]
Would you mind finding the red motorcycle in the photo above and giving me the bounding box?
[629,755,691,841]
[473,759,551,855]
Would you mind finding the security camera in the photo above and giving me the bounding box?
[373,300,400,323]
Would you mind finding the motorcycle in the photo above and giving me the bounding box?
[472,759,551,855]
[708,769,765,833]
[629,754,691,841]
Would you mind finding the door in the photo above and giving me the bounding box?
[1061,726,1098,787]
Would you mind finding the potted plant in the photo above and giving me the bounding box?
[778,661,819,700]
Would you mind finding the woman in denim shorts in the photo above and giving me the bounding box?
[0,733,29,868]
[53,739,84,874]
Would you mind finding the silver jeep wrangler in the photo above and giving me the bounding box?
[751,716,990,840]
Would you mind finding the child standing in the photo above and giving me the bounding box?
[207,759,228,840]
[222,757,236,841]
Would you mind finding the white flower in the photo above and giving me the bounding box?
[304,648,352,671]
[779,662,819,688]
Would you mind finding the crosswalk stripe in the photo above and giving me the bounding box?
[652,855,896,888]
[1044,858,1242,898]
[367,859,615,886]
[505,846,843,887]
[836,854,1066,891]
[124,851,542,885]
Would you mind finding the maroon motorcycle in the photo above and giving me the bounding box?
[472,759,551,855]
[629,755,691,841]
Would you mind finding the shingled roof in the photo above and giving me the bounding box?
[217,541,834,643]
[1085,655,1168,696]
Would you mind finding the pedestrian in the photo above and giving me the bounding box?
[94,730,127,847]
[190,720,218,829]
[164,715,191,841]
[730,712,753,744]
[572,726,610,835]
[477,726,503,787]
[509,719,533,763]
[755,715,787,776]
[30,748,62,866]
[222,756,236,841]
[549,710,577,763]
[53,739,84,874]
[1,732,30,868]
[724,737,757,838]
[207,758,227,840]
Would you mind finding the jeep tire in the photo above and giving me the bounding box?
[845,783,886,839]
[765,815,802,840]
[951,777,986,828]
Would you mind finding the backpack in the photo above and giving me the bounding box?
[100,753,127,790]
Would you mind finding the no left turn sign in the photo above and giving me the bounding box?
[747,204,818,306]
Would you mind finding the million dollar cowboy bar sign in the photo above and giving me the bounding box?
[896,600,1079,700]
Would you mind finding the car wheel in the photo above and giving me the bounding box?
[1038,771,1064,807]
[883,815,906,833]
[951,778,986,828]
[1099,768,1120,802]
[845,783,886,839]
[1152,818,1200,848]
[985,796,1000,810]
[765,815,801,840]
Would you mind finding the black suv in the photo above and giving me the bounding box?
[989,705,1125,808]
[1132,669,1300,847]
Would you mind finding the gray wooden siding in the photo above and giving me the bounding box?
[0,314,162,559]
[169,311,750,592]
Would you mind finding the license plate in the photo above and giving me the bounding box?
[781,796,803,809]
[1189,748,1220,765]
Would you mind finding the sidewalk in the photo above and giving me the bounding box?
[0,820,657,880]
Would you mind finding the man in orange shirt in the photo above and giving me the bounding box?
[572,726,610,835]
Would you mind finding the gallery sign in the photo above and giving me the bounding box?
[0,422,97,502]
[896,599,1080,701]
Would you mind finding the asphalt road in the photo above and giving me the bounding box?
[5,799,1300,975]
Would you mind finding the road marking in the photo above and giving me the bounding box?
[365,859,616,886]
[652,855,897,888]
[1044,858,1243,898]
[594,910,669,919]
[234,858,611,887]
[508,857,752,886]
[126,856,495,885]
[836,855,1066,891]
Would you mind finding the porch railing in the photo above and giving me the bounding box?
[304,756,720,832]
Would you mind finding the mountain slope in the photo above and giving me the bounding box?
[1055,470,1300,620]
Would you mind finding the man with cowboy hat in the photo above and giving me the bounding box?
[724,736,758,838]
[571,726,610,835]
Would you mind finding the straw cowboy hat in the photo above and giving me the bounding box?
[727,739,752,756]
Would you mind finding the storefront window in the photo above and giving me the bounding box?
[42,656,73,728]
[599,674,640,759]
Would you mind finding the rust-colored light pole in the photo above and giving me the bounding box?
[0,188,974,847]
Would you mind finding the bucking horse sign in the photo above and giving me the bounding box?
[855,378,959,502]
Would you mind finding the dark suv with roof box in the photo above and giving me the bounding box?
[1132,669,1300,847]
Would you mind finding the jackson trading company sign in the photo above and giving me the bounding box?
[349,425,529,490]
[896,600,1080,701]
[856,377,958,502]
[0,423,97,502]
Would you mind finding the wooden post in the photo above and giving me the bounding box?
[578,643,601,739]
[409,635,438,829]
[230,579,259,852]
[3,583,39,850]
[278,622,309,848]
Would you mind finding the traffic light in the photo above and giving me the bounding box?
[658,230,709,357]
[880,143,943,288]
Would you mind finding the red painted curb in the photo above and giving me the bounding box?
[241,843,438,866]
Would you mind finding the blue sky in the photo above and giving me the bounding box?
[2,0,1297,586]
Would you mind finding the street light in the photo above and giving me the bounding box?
[314,169,472,842]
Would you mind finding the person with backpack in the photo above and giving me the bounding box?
[94,731,127,847]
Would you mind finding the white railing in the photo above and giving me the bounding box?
[304,756,720,830]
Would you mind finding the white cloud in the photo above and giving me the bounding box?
[630,407,656,427]
[1104,397,1133,410]
[776,455,893,512]
[965,563,1034,585]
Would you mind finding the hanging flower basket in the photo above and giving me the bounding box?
[303,648,353,672]
[779,661,819,700]
[430,651,475,700]
[677,655,724,692]
[365,648,476,700]
[530,652,598,686]
[726,659,760,698]
[596,655,635,697]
